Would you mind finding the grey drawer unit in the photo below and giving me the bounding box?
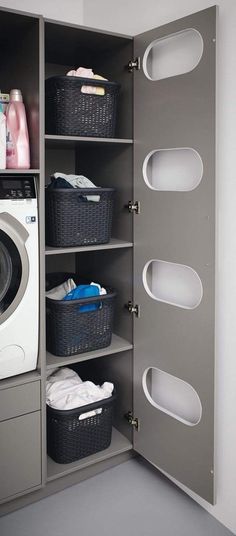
[0,382,40,422]
[0,412,41,501]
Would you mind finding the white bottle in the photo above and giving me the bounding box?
[0,103,6,169]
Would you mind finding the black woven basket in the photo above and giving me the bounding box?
[47,391,116,463]
[46,275,116,357]
[45,187,115,247]
[45,76,120,137]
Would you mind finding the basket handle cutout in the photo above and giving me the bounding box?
[81,83,106,96]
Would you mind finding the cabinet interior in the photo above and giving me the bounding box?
[44,22,135,474]
[45,21,133,139]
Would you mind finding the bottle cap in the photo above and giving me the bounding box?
[0,93,9,103]
[10,89,23,102]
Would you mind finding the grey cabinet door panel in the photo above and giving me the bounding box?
[0,382,40,422]
[0,412,41,501]
[133,7,216,503]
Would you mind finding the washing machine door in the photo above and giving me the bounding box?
[0,212,29,325]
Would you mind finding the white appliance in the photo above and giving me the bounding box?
[0,176,39,379]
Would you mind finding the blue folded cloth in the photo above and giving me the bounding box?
[63,284,101,312]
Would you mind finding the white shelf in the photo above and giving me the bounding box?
[47,428,132,481]
[46,334,133,370]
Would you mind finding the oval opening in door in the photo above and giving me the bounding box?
[143,28,204,81]
[142,367,202,426]
[143,259,203,309]
[143,148,203,191]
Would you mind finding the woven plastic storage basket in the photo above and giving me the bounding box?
[47,392,116,463]
[45,187,115,247]
[46,274,116,357]
[45,76,120,137]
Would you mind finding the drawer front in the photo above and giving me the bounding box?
[0,381,40,422]
[0,412,41,501]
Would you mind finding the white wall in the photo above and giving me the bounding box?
[84,1,236,534]
[0,0,83,24]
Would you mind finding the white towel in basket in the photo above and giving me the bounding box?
[46,278,76,300]
[46,368,114,420]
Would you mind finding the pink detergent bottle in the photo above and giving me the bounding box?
[6,89,30,169]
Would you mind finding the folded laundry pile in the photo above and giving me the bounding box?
[66,66,108,95]
[46,367,114,419]
[46,277,107,312]
[47,172,100,202]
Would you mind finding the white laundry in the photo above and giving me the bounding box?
[53,172,100,202]
[46,278,76,300]
[46,368,114,420]
[91,282,107,296]
[47,367,82,384]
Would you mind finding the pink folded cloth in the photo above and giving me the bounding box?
[67,67,94,78]
[66,67,107,95]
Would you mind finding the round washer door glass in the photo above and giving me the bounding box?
[0,230,22,316]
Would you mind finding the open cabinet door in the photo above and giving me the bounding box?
[133,7,216,503]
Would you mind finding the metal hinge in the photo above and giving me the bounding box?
[125,411,140,431]
[128,200,140,214]
[126,301,140,318]
[128,57,141,72]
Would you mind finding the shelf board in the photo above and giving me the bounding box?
[45,238,133,255]
[46,334,133,370]
[45,134,133,148]
[47,427,132,481]
[0,169,40,174]
[0,370,41,391]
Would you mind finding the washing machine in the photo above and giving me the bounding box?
[0,176,39,379]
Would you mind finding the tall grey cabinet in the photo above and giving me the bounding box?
[0,5,216,514]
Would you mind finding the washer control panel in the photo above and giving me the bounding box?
[0,176,36,199]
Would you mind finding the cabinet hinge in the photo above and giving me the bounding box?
[127,57,141,72]
[126,301,140,318]
[128,200,140,214]
[125,411,140,431]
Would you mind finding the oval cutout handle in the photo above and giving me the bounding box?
[143,367,202,426]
